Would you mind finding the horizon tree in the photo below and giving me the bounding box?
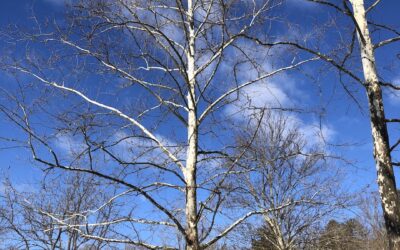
[230,111,346,250]
[0,173,119,249]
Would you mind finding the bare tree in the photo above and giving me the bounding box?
[228,111,346,250]
[350,1,400,248]
[0,0,317,249]
[242,0,400,247]
[316,218,369,250]
[0,173,119,249]
[356,190,388,249]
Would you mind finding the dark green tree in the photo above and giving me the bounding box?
[317,219,368,250]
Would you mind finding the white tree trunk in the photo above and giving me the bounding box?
[185,0,199,249]
[351,0,400,248]
[264,215,288,250]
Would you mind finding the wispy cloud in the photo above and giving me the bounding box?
[54,133,86,157]
[286,0,320,9]
[41,0,68,7]
[385,78,400,105]
[221,42,336,148]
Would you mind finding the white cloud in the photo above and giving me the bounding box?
[120,1,185,47]
[55,133,86,157]
[224,81,290,118]
[286,0,320,9]
[220,44,336,147]
[386,78,400,105]
[194,1,223,27]
[300,122,336,146]
[41,0,68,6]
[226,81,336,146]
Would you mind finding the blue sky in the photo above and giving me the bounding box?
[0,0,396,196]
[0,1,400,246]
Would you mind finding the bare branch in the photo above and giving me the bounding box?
[199,58,317,122]
[13,66,186,172]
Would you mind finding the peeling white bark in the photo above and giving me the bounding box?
[351,0,400,248]
[185,0,199,249]
[263,215,287,250]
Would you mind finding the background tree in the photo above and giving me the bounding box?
[0,173,119,249]
[356,190,388,249]
[228,111,347,250]
[317,219,369,250]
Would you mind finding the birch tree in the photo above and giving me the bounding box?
[243,0,400,247]
[350,1,400,248]
[0,0,315,249]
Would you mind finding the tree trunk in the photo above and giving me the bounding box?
[350,0,400,248]
[185,0,199,249]
[264,215,288,250]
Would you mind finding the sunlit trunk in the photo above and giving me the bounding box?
[351,0,400,248]
[264,216,288,250]
[185,0,199,249]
